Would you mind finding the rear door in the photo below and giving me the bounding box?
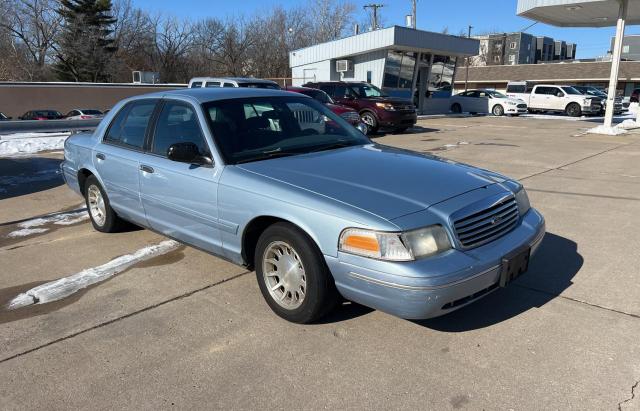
[94,99,158,225]
[530,86,552,110]
[139,99,223,254]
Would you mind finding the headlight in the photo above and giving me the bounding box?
[515,187,530,215]
[339,225,452,261]
[375,102,396,111]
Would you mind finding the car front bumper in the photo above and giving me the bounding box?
[325,208,545,320]
[377,110,418,128]
[506,105,527,114]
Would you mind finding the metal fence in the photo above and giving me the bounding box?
[0,119,101,135]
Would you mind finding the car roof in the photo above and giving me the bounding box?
[135,87,305,104]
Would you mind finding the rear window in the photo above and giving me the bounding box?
[205,81,221,88]
[507,85,526,93]
[81,109,102,115]
[238,83,280,89]
[190,81,202,88]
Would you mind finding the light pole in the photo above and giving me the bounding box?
[465,25,473,91]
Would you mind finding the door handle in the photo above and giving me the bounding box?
[140,165,154,173]
[95,153,105,160]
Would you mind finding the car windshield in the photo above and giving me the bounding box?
[562,86,583,95]
[300,89,333,104]
[350,83,387,98]
[238,83,280,90]
[203,96,369,164]
[487,90,507,98]
[81,109,103,115]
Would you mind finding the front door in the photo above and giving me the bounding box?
[94,99,158,226]
[139,99,223,254]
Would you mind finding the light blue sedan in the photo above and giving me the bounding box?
[61,88,545,323]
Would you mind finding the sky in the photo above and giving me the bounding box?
[132,0,640,59]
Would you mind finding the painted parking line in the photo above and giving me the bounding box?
[6,240,180,309]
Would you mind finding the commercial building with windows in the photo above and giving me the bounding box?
[289,26,478,114]
[471,32,576,66]
[609,35,640,61]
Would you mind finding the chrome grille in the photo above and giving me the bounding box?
[517,103,527,109]
[453,196,519,249]
[339,111,361,123]
[293,109,318,123]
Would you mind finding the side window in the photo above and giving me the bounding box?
[190,81,202,88]
[205,81,220,88]
[223,83,235,88]
[534,87,549,95]
[333,85,350,98]
[319,84,334,96]
[105,100,156,149]
[551,87,563,96]
[152,101,209,157]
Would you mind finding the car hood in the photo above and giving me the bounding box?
[237,144,506,221]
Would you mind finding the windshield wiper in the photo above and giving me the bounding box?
[308,141,355,153]
[235,149,300,164]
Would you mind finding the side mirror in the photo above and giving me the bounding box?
[556,92,564,98]
[167,142,213,167]
[356,122,368,135]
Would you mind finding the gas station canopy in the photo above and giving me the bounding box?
[518,0,640,27]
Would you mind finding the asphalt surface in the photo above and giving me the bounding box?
[1,116,639,410]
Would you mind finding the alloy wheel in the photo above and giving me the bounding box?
[262,241,306,310]
[87,185,106,227]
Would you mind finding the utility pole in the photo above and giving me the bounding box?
[364,4,384,31]
[465,25,473,91]
[411,0,417,29]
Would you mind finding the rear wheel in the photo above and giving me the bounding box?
[255,222,338,323]
[360,111,379,134]
[451,103,462,114]
[492,104,505,116]
[84,175,125,233]
[566,103,582,117]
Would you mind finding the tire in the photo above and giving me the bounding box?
[451,103,462,114]
[566,103,582,117]
[84,175,125,233]
[255,222,338,323]
[492,104,505,116]
[360,111,379,134]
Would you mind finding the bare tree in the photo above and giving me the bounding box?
[149,16,194,82]
[0,0,62,80]
[311,0,355,42]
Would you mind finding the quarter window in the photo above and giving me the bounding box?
[105,100,156,149]
[152,101,209,157]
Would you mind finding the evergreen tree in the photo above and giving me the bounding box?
[54,0,117,82]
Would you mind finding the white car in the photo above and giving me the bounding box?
[450,89,528,116]
[65,109,104,120]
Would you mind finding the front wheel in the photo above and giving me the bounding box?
[492,104,505,116]
[360,111,379,134]
[566,103,582,117]
[255,222,338,323]
[84,175,125,233]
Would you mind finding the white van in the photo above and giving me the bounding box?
[188,77,280,89]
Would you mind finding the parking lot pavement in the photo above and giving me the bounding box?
[1,116,639,409]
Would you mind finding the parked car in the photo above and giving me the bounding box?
[303,81,417,133]
[572,86,624,114]
[0,111,11,121]
[189,77,280,89]
[450,89,527,116]
[630,88,640,103]
[284,86,361,126]
[61,88,545,323]
[65,109,104,120]
[18,110,64,120]
[506,83,602,117]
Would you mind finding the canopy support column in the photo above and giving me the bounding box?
[604,0,628,128]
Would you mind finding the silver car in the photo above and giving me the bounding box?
[61,88,545,323]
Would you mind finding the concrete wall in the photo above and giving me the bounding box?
[0,83,185,119]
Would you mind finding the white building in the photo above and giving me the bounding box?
[289,26,479,114]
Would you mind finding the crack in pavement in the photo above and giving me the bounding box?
[514,283,640,320]
[618,380,639,411]
[520,140,639,182]
[0,270,252,365]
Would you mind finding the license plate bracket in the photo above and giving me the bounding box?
[499,247,531,287]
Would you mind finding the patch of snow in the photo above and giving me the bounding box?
[7,240,180,309]
[618,119,640,130]
[586,125,628,135]
[7,228,49,238]
[6,209,89,238]
[0,132,70,157]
